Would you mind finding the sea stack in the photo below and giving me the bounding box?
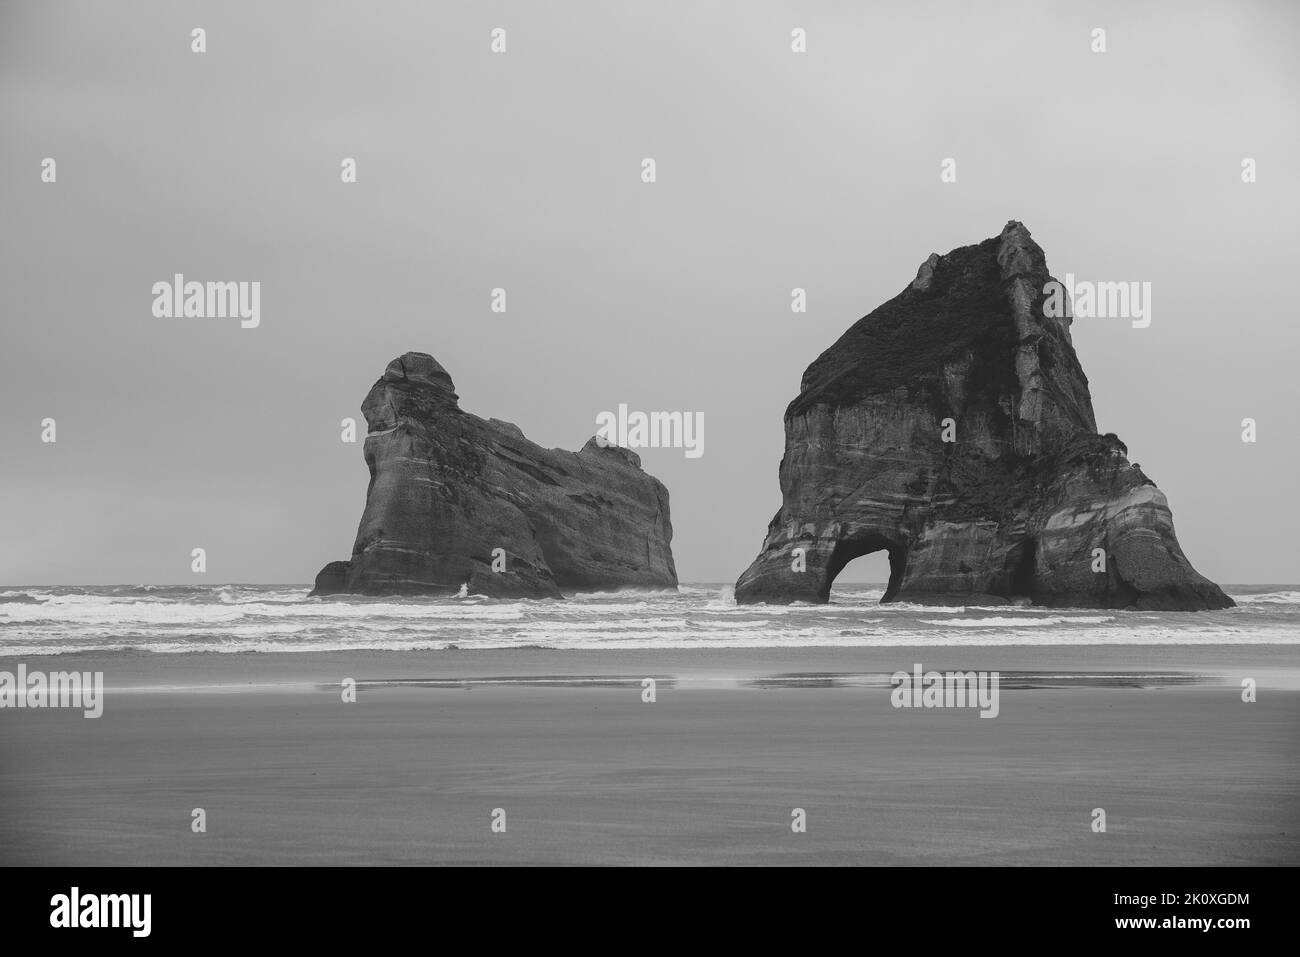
[312,352,677,598]
[734,221,1232,610]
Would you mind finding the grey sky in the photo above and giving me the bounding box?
[2,0,1297,585]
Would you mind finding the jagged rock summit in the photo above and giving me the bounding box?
[735,221,1231,610]
[312,352,677,598]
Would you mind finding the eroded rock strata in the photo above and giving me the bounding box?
[312,353,677,598]
[735,222,1231,610]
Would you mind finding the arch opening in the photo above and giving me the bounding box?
[823,534,906,603]
[1010,538,1036,597]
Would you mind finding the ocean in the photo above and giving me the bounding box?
[1,584,1297,656]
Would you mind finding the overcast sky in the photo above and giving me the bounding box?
[2,0,1297,586]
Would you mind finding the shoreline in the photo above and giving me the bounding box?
[4,644,1297,865]
[5,643,1298,688]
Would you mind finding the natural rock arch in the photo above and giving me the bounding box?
[734,222,1231,611]
[824,534,907,603]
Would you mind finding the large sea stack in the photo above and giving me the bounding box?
[735,222,1231,610]
[312,352,677,598]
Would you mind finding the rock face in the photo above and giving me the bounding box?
[312,353,677,598]
[735,222,1232,610]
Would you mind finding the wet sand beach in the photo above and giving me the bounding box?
[1,645,1297,865]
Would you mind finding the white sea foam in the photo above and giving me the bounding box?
[919,615,1115,627]
[1233,590,1300,605]
[1,584,1296,655]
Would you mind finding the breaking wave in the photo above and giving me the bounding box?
[0,583,1294,655]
